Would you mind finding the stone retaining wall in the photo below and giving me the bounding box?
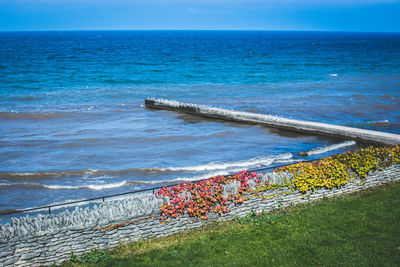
[1,164,399,266]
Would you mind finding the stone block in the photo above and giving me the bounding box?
[19,251,40,261]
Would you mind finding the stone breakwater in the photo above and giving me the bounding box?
[1,166,400,266]
[145,98,400,145]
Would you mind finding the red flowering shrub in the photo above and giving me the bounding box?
[156,171,260,221]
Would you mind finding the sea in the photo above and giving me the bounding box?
[0,30,399,212]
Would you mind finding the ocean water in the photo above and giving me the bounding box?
[0,31,399,211]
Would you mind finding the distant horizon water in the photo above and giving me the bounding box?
[1,30,400,33]
[0,30,399,210]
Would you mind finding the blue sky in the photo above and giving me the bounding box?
[0,0,399,32]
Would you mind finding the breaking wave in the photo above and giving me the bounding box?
[154,153,293,172]
[367,120,390,125]
[0,153,299,191]
[0,153,294,181]
[301,141,356,156]
[0,181,128,191]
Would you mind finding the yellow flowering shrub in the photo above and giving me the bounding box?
[275,145,400,193]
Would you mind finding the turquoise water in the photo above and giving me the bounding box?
[0,31,399,210]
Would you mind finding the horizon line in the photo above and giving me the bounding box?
[1,29,399,34]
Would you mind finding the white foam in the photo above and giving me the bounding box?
[367,120,390,124]
[147,98,286,124]
[130,155,298,185]
[1,181,129,190]
[303,140,356,156]
[84,169,98,174]
[329,74,338,76]
[44,181,128,190]
[155,153,293,172]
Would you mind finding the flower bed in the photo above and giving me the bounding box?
[156,145,400,221]
[277,145,400,193]
[156,171,260,221]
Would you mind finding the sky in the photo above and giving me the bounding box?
[0,0,399,32]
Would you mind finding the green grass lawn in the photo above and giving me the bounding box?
[63,182,400,266]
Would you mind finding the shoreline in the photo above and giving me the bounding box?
[1,146,400,266]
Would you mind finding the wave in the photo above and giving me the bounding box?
[0,169,102,181]
[0,173,232,191]
[0,110,106,120]
[300,141,356,156]
[214,131,233,137]
[0,111,75,120]
[0,153,293,181]
[367,120,390,125]
[154,153,293,172]
[0,172,240,190]
[10,96,39,101]
[103,78,145,84]
[46,181,128,190]
[0,181,128,191]
[0,154,300,191]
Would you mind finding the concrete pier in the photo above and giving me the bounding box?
[145,99,400,145]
